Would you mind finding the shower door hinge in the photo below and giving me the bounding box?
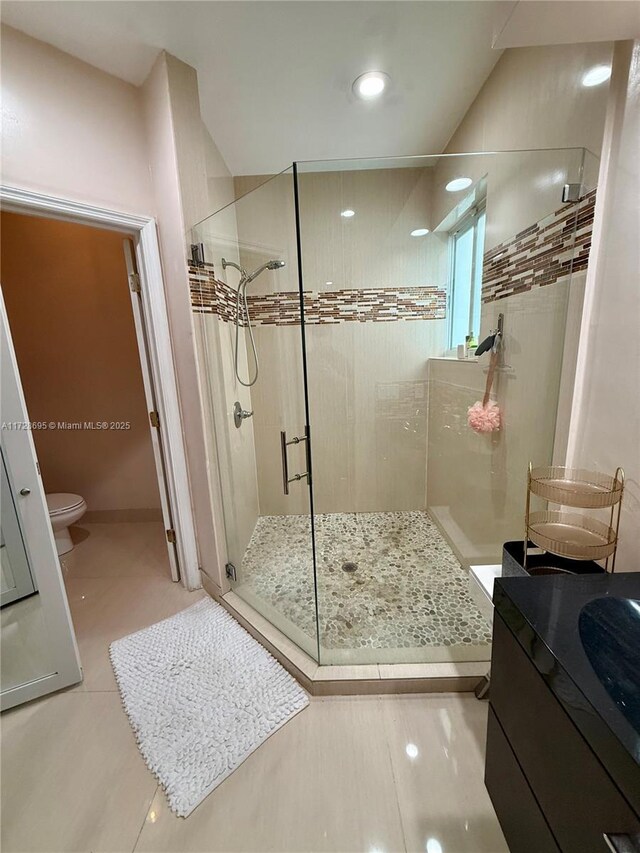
[166,528,176,545]
[562,183,586,203]
[225,562,237,582]
[149,410,160,429]
[190,243,205,267]
[128,272,141,293]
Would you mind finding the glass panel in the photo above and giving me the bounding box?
[191,169,319,660]
[1,447,55,691]
[295,149,588,665]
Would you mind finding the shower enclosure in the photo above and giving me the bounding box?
[191,149,597,666]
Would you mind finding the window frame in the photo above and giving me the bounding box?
[447,202,486,350]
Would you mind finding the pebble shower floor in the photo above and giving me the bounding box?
[237,511,492,664]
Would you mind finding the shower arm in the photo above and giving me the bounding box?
[221,258,247,280]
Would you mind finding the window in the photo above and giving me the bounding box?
[448,207,485,349]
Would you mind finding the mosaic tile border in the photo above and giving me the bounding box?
[189,262,446,324]
[189,262,242,323]
[481,189,596,304]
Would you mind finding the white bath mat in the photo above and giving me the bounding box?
[110,597,309,817]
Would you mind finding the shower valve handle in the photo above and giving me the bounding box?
[233,401,253,429]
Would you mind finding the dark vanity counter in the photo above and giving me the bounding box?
[486,572,640,853]
[494,573,640,815]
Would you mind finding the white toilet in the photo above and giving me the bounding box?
[46,493,87,556]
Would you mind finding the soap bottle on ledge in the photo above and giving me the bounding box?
[466,334,477,358]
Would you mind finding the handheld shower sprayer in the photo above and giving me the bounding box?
[245,259,286,283]
[221,257,286,387]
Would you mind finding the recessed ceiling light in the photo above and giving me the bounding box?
[325,280,333,286]
[445,177,473,192]
[410,228,430,237]
[341,208,355,218]
[582,65,611,87]
[352,71,389,100]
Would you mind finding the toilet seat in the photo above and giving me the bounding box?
[46,493,85,516]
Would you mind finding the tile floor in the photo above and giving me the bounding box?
[239,512,492,665]
[1,521,508,853]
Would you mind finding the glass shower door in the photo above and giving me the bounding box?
[191,168,319,660]
[294,150,589,666]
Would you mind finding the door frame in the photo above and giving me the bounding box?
[0,185,200,591]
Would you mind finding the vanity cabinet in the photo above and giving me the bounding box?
[485,575,640,853]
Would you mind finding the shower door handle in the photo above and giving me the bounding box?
[280,427,311,495]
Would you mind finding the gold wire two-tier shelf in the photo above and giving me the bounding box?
[524,465,625,572]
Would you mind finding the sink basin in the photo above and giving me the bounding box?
[578,597,640,735]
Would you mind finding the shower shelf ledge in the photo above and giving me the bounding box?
[428,356,479,363]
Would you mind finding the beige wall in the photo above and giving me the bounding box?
[166,55,263,582]
[431,42,612,249]
[0,26,154,214]
[445,42,613,155]
[1,213,160,511]
[140,52,235,588]
[568,40,640,572]
[0,30,224,586]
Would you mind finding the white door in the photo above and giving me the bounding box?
[1,289,82,710]
[123,239,180,582]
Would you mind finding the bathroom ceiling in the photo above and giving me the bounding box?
[1,1,509,175]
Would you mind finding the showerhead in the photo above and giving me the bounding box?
[245,259,286,284]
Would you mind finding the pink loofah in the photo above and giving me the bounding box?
[467,400,501,433]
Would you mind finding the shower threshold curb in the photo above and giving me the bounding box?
[201,572,488,696]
